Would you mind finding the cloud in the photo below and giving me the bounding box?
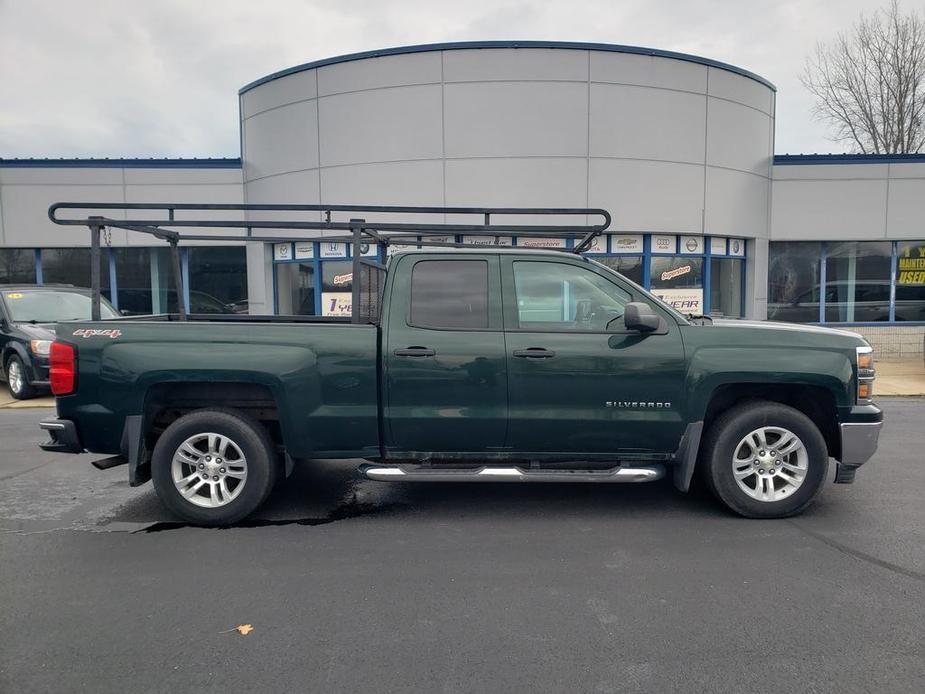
[0,0,900,157]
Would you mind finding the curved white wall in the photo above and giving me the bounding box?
[239,44,775,313]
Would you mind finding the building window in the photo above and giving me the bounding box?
[768,240,924,324]
[275,262,316,315]
[710,258,743,318]
[188,247,247,308]
[0,249,36,284]
[768,242,823,323]
[41,248,109,293]
[411,260,489,329]
[824,241,892,323]
[596,257,644,286]
[896,241,925,322]
[649,256,704,315]
[320,260,353,317]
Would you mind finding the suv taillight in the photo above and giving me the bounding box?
[49,342,76,396]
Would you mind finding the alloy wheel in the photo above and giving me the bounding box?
[171,432,248,508]
[731,426,808,502]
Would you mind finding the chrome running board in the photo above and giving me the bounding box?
[359,464,665,484]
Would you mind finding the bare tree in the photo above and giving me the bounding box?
[802,0,925,153]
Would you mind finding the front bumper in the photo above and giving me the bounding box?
[837,403,883,480]
[39,418,83,454]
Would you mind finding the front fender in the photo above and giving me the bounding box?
[684,345,854,421]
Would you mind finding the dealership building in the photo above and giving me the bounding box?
[1,41,923,356]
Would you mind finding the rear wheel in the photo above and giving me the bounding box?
[151,409,277,526]
[701,401,828,518]
[6,355,36,400]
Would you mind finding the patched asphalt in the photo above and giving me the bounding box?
[1,399,923,693]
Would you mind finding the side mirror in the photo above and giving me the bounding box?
[624,302,660,332]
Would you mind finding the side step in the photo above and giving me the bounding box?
[359,463,665,484]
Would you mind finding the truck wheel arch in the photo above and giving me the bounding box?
[699,383,840,462]
[135,381,285,485]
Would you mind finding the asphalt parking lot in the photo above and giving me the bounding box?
[1,399,923,693]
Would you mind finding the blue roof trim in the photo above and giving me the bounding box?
[0,157,242,168]
[239,40,776,95]
[774,153,925,165]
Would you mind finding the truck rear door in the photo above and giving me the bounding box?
[383,254,507,455]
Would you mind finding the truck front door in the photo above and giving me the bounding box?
[384,255,507,456]
[501,257,687,457]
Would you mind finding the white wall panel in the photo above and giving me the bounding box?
[704,167,768,238]
[243,101,319,181]
[124,184,245,245]
[445,158,586,226]
[589,84,706,163]
[318,85,442,167]
[770,178,887,240]
[444,82,588,158]
[443,48,587,82]
[0,167,123,185]
[0,184,125,246]
[590,52,708,93]
[885,178,925,238]
[707,98,772,175]
[321,160,445,225]
[707,67,773,115]
[773,163,889,180]
[123,167,243,185]
[588,159,704,233]
[244,169,322,226]
[318,52,441,96]
[241,70,317,119]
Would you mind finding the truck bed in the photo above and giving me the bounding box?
[55,318,381,459]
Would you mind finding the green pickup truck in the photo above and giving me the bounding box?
[39,246,882,526]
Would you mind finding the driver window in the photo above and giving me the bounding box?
[513,261,631,331]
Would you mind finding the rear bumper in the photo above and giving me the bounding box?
[39,418,84,454]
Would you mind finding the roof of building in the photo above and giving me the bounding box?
[0,158,242,168]
[773,153,925,165]
[238,40,776,95]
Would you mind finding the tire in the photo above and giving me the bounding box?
[6,354,36,400]
[151,409,278,526]
[700,400,829,519]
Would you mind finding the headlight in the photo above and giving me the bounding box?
[30,340,52,356]
[856,345,875,402]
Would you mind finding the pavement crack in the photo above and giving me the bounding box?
[135,501,408,533]
[786,519,925,584]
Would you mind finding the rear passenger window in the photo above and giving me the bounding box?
[410,260,489,329]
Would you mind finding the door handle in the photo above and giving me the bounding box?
[393,346,436,357]
[513,348,556,359]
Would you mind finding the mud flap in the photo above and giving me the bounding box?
[122,415,150,486]
[672,421,704,492]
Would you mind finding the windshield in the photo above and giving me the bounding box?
[3,290,119,322]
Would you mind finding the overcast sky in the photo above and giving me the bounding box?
[0,0,902,158]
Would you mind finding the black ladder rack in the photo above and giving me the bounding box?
[48,203,612,323]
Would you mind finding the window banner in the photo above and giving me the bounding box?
[897,243,925,285]
[609,234,643,254]
[651,287,703,314]
[294,242,314,259]
[321,291,352,317]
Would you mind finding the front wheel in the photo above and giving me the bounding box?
[151,409,278,526]
[701,401,829,518]
[6,355,36,400]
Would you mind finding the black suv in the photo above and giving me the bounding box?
[0,285,119,399]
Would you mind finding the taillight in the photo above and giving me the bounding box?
[49,342,76,396]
